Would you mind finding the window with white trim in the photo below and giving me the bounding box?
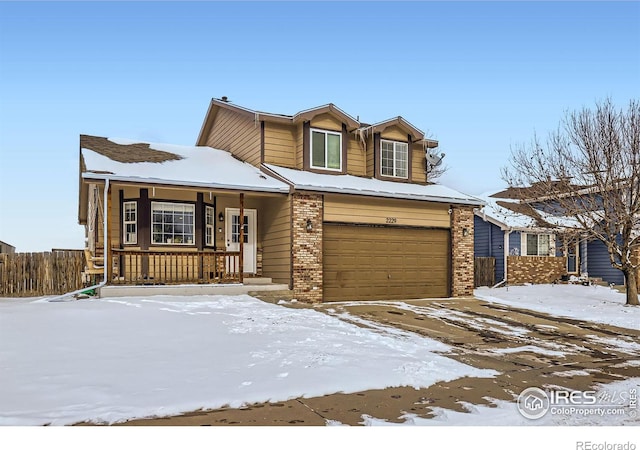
[123,201,137,244]
[524,233,554,256]
[205,206,215,247]
[311,128,342,171]
[380,140,408,178]
[151,202,195,245]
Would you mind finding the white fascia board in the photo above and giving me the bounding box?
[291,183,485,206]
[474,209,509,230]
[82,173,290,194]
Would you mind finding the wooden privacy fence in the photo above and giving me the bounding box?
[0,250,85,297]
[474,257,496,287]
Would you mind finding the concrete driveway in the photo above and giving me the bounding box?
[117,297,640,426]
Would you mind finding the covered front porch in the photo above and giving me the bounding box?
[84,182,290,287]
[79,134,292,289]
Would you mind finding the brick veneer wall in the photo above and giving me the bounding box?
[291,193,323,303]
[451,206,475,296]
[507,256,567,285]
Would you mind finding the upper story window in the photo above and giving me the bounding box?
[311,128,342,171]
[525,233,554,256]
[152,202,195,245]
[123,201,137,245]
[380,140,408,178]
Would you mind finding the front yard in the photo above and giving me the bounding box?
[0,284,637,426]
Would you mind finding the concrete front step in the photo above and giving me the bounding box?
[99,283,291,298]
[243,277,273,285]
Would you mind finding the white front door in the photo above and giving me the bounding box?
[225,208,257,274]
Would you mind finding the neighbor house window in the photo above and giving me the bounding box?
[311,128,341,171]
[151,202,195,245]
[380,140,408,178]
[205,206,215,247]
[525,233,553,256]
[123,201,137,244]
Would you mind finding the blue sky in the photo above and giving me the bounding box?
[0,1,638,252]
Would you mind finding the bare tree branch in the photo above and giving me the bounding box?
[502,98,640,306]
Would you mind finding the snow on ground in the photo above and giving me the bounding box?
[359,377,640,426]
[475,284,639,330]
[0,294,495,426]
[489,345,566,357]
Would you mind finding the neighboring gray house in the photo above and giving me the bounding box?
[474,189,625,287]
[0,241,16,254]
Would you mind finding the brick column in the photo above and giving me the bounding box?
[451,206,475,296]
[291,193,323,303]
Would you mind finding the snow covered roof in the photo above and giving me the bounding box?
[475,191,582,231]
[80,135,289,193]
[474,193,541,229]
[264,164,484,206]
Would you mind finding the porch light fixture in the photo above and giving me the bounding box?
[306,219,313,232]
[218,212,224,222]
[462,228,469,237]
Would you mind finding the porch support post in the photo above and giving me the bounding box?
[106,182,113,282]
[139,188,150,278]
[196,192,204,280]
[239,192,244,284]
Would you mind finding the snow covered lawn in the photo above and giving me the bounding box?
[0,294,494,426]
[1,285,637,427]
[475,284,639,330]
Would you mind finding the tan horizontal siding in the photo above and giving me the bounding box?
[296,123,304,169]
[324,194,450,228]
[366,135,374,177]
[411,143,427,184]
[205,107,260,166]
[260,196,291,285]
[263,122,296,168]
[380,125,408,142]
[347,134,366,176]
[310,113,342,132]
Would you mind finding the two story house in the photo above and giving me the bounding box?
[78,98,483,302]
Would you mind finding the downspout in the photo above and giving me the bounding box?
[49,178,111,302]
[488,220,492,257]
[492,228,511,288]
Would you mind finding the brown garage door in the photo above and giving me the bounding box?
[323,224,450,302]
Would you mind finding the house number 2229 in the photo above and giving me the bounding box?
[385,217,397,224]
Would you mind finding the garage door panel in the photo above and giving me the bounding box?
[324,224,450,301]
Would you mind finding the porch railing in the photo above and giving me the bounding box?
[110,249,241,285]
